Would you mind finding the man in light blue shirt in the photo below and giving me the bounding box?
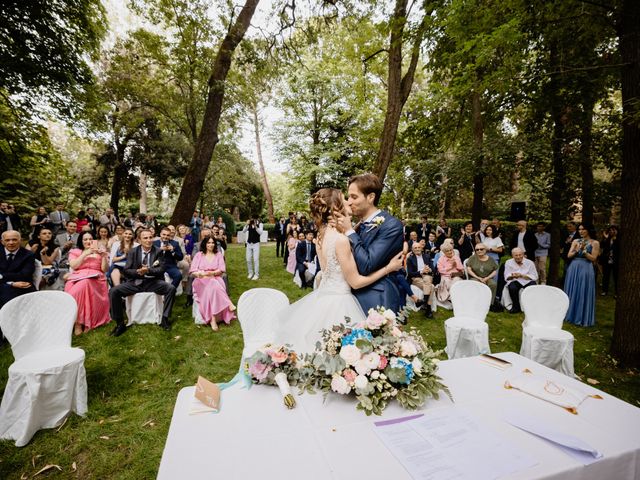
[534,222,551,285]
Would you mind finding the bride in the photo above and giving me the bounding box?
[273,188,403,354]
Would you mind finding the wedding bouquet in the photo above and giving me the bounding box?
[299,307,449,416]
[245,345,301,409]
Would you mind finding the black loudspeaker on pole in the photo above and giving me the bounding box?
[510,202,526,221]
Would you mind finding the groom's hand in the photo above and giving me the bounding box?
[333,208,352,234]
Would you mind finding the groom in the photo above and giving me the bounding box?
[336,173,404,314]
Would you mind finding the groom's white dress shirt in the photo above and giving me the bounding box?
[346,209,381,238]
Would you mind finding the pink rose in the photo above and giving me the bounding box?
[342,369,357,384]
[366,311,386,329]
[269,350,288,364]
[378,355,388,370]
[248,361,271,381]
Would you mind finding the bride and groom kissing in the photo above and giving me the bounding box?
[274,173,405,354]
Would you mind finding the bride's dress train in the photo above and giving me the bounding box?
[273,231,365,354]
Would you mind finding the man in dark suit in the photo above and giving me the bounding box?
[417,215,432,242]
[295,231,317,289]
[406,242,434,317]
[108,229,176,336]
[509,220,538,261]
[153,227,183,288]
[0,230,36,309]
[274,217,287,258]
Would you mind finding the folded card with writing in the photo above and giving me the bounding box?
[479,354,512,370]
[505,370,601,414]
[190,376,221,414]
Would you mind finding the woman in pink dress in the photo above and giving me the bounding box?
[436,243,465,303]
[286,231,300,274]
[190,237,236,331]
[65,231,110,335]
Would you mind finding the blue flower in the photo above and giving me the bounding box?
[389,357,414,384]
[341,328,373,347]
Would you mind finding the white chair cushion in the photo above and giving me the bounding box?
[444,317,490,360]
[192,300,206,325]
[9,348,85,373]
[125,292,163,326]
[521,326,575,377]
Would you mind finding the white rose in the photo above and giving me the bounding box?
[354,375,369,390]
[383,309,396,322]
[354,359,371,376]
[412,358,423,374]
[339,345,361,366]
[330,375,351,395]
[380,373,387,380]
[391,326,402,337]
[370,370,380,379]
[400,341,418,357]
[363,352,380,370]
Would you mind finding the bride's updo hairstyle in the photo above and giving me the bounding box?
[310,188,345,230]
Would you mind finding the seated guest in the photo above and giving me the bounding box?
[482,224,504,264]
[190,237,236,331]
[29,227,61,288]
[109,229,176,336]
[108,224,125,249]
[109,228,137,286]
[65,232,110,335]
[168,225,190,287]
[76,210,90,232]
[406,242,434,317]
[0,230,36,309]
[407,230,419,251]
[30,206,51,241]
[504,247,538,313]
[435,243,465,303]
[296,231,317,289]
[96,225,111,251]
[154,227,184,288]
[56,220,80,269]
[211,225,227,253]
[466,243,499,305]
[216,216,227,231]
[425,232,439,257]
[176,224,194,258]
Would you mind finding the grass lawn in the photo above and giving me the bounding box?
[1,243,638,478]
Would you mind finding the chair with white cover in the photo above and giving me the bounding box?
[0,291,87,446]
[237,288,289,362]
[519,285,574,376]
[192,299,206,325]
[32,259,43,291]
[405,285,424,312]
[125,292,163,326]
[444,280,492,359]
[462,258,470,280]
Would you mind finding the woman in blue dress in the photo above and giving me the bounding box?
[564,224,600,327]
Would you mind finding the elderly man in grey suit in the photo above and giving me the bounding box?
[55,220,79,269]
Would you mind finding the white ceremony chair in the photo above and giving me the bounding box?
[32,259,43,291]
[192,296,206,325]
[444,280,492,359]
[405,285,424,312]
[125,293,163,326]
[237,288,289,362]
[519,286,574,377]
[0,291,87,447]
[463,258,470,280]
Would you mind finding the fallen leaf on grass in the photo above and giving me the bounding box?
[141,419,155,428]
[611,377,615,384]
[151,361,155,368]
[203,351,210,357]
[587,378,600,385]
[21,473,28,479]
[174,335,181,341]
[31,455,42,468]
[56,417,68,432]
[99,436,110,440]
[33,464,62,477]
[71,462,77,472]
[174,379,182,384]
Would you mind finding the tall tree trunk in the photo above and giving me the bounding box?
[611,0,640,367]
[109,142,127,219]
[373,0,428,181]
[252,103,274,223]
[579,97,595,226]
[471,90,484,229]
[139,173,148,214]
[170,0,260,225]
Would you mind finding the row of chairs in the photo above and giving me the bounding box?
[444,281,574,376]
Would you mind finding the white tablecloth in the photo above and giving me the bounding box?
[158,353,640,479]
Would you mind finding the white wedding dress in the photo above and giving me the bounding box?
[273,229,366,354]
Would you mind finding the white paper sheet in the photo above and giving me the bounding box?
[373,408,537,480]
[504,408,603,465]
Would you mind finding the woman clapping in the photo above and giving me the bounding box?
[190,237,236,331]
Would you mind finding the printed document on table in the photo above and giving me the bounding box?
[373,408,537,480]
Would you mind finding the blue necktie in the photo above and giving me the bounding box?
[306,243,310,262]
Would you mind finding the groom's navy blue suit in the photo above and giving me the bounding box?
[348,211,404,314]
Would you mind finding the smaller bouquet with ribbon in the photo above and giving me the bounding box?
[245,345,301,409]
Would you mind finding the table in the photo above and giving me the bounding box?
[158,353,640,479]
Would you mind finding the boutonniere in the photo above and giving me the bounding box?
[367,215,385,231]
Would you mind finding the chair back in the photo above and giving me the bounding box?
[237,288,289,359]
[33,259,43,291]
[521,285,569,329]
[0,291,77,360]
[463,258,469,279]
[450,280,492,321]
